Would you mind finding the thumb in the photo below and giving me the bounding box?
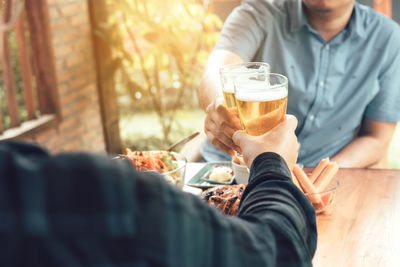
[232,130,247,148]
[285,114,298,131]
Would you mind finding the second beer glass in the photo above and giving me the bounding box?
[219,62,270,109]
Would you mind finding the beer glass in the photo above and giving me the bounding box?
[219,62,270,109]
[234,73,288,136]
[219,63,270,161]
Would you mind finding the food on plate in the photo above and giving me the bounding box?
[313,162,339,191]
[200,158,338,215]
[292,159,339,213]
[309,158,330,183]
[201,184,247,216]
[293,165,323,205]
[125,149,177,172]
[124,149,184,185]
[209,166,234,183]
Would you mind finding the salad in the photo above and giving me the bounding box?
[124,149,184,185]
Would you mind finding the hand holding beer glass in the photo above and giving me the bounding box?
[205,63,271,156]
[219,63,270,158]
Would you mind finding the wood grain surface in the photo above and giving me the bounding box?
[186,164,400,266]
[312,168,400,267]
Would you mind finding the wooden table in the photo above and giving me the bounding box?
[185,164,400,266]
[312,168,400,267]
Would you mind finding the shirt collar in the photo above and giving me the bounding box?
[288,0,306,33]
[288,1,366,39]
[349,2,366,38]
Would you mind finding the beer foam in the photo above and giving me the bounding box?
[235,86,287,102]
[222,66,259,75]
[222,80,235,93]
[222,65,270,93]
[222,70,264,93]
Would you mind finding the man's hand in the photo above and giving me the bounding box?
[232,115,299,170]
[197,50,244,156]
[204,97,242,156]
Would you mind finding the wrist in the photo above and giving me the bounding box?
[249,152,292,183]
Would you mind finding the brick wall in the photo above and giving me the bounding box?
[24,0,106,153]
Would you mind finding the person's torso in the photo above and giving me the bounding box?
[248,0,397,165]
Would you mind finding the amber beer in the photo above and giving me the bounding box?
[235,74,288,136]
[220,63,270,109]
[221,72,238,111]
[222,86,237,108]
[220,72,236,108]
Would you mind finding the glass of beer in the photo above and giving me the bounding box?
[219,63,270,161]
[234,73,288,136]
[219,62,270,109]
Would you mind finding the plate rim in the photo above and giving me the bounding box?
[186,161,234,189]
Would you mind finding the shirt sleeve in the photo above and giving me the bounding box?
[0,142,316,267]
[239,152,317,265]
[364,24,400,122]
[132,152,317,267]
[215,0,275,61]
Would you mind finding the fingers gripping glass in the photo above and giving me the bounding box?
[219,62,270,158]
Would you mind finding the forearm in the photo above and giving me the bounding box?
[238,153,317,265]
[135,153,315,266]
[332,135,390,168]
[1,143,315,266]
[197,50,243,110]
[198,69,222,111]
[332,119,397,168]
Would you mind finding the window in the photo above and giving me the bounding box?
[0,0,59,140]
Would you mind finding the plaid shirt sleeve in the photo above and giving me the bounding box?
[0,142,316,267]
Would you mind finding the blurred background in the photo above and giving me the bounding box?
[0,0,399,168]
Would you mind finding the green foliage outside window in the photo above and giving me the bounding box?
[102,0,222,144]
[0,30,29,130]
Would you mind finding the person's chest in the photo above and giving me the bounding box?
[254,25,385,134]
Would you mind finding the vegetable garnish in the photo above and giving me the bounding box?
[125,149,178,173]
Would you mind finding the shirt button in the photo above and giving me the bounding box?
[325,45,330,50]
[309,115,315,121]
[319,81,324,87]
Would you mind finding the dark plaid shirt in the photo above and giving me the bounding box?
[0,142,316,266]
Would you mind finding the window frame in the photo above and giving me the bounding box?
[0,0,61,141]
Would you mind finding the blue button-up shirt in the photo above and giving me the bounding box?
[211,0,400,166]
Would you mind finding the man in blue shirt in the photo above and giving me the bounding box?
[198,0,400,167]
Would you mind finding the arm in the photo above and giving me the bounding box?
[234,115,316,264]
[133,153,316,267]
[129,114,315,266]
[197,1,268,155]
[238,153,317,265]
[198,50,243,155]
[335,27,400,168]
[331,118,396,168]
[2,114,316,266]
[197,49,243,111]
[197,0,269,110]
